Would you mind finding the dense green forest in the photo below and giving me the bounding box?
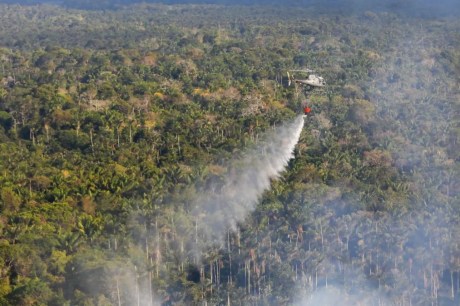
[0,2,458,305]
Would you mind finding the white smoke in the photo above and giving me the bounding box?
[193,115,305,243]
[296,285,389,306]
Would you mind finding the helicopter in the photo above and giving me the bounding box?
[287,69,326,115]
[287,69,326,91]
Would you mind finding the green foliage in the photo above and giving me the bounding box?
[0,111,13,130]
[7,277,54,306]
[57,130,91,151]
[0,3,457,305]
[1,187,21,212]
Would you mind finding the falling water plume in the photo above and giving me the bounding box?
[123,115,305,305]
[193,114,305,245]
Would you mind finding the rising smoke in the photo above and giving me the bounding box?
[293,9,458,306]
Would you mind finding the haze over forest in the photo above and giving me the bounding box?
[0,0,458,305]
[1,0,460,15]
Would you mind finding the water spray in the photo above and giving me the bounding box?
[125,115,306,305]
[193,114,305,245]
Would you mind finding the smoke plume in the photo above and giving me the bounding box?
[293,9,458,306]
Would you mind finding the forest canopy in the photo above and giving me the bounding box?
[0,2,458,305]
[1,0,459,16]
